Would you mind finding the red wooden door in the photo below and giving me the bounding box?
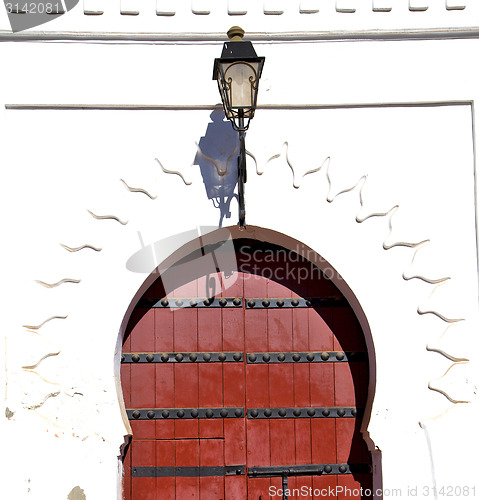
[121,241,372,499]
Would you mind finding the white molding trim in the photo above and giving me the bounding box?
[4,100,473,111]
[2,27,479,42]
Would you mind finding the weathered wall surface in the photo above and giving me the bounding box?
[1,2,479,499]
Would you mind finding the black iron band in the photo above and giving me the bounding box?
[245,297,346,309]
[122,351,243,364]
[127,407,359,420]
[132,465,246,478]
[138,297,347,309]
[248,407,359,419]
[246,351,366,364]
[122,351,365,364]
[141,297,242,308]
[248,463,371,478]
[127,407,244,420]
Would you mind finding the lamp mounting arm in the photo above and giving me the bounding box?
[238,115,247,228]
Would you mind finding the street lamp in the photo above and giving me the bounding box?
[213,26,265,228]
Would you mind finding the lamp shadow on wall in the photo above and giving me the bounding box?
[194,108,240,227]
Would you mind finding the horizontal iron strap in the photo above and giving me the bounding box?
[248,407,359,419]
[132,465,246,478]
[247,351,366,364]
[140,297,242,308]
[122,351,243,363]
[245,297,346,309]
[127,407,359,420]
[127,407,244,420]
[138,297,347,309]
[248,463,371,477]
[122,351,366,364]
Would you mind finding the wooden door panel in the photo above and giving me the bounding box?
[246,364,268,408]
[225,418,246,465]
[156,441,175,498]
[309,307,334,350]
[223,363,245,407]
[270,419,295,464]
[155,363,174,440]
[175,439,199,499]
[199,439,224,498]
[311,419,337,463]
[122,245,372,499]
[225,475,247,500]
[295,419,312,465]
[310,364,335,407]
[132,440,156,500]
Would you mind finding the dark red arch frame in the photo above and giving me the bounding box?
[118,228,382,499]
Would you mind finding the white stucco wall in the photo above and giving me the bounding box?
[1,2,479,499]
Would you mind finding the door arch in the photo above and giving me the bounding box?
[120,234,376,499]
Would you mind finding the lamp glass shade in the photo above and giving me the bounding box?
[222,61,259,110]
[216,59,263,129]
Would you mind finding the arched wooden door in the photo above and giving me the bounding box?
[121,241,372,499]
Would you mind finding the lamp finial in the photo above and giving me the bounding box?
[227,26,245,42]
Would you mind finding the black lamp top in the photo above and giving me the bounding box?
[213,27,264,79]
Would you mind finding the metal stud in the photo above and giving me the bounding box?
[322,409,330,417]
[292,353,301,362]
[218,353,227,362]
[162,410,169,418]
[160,299,169,307]
[291,299,299,307]
[161,353,169,362]
[336,352,345,361]
[278,409,286,417]
[264,409,272,417]
[247,300,255,308]
[146,354,154,362]
[189,353,197,362]
[324,465,332,473]
[293,409,301,417]
[175,353,184,362]
[263,354,270,362]
[233,352,242,361]
[351,409,357,417]
[307,408,316,417]
[189,299,198,307]
[276,300,284,307]
[321,352,329,361]
[204,298,213,306]
[306,353,315,362]
[248,354,257,362]
[175,299,183,307]
[220,409,228,418]
[277,353,286,362]
[147,410,155,419]
[233,298,242,307]
[132,354,140,363]
[235,409,243,417]
[262,299,270,308]
[132,410,141,419]
[190,409,199,418]
[339,465,347,473]
[337,409,346,417]
[219,298,227,307]
[206,409,214,418]
[177,410,185,418]
[203,353,211,362]
[305,300,312,307]
[250,409,258,418]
